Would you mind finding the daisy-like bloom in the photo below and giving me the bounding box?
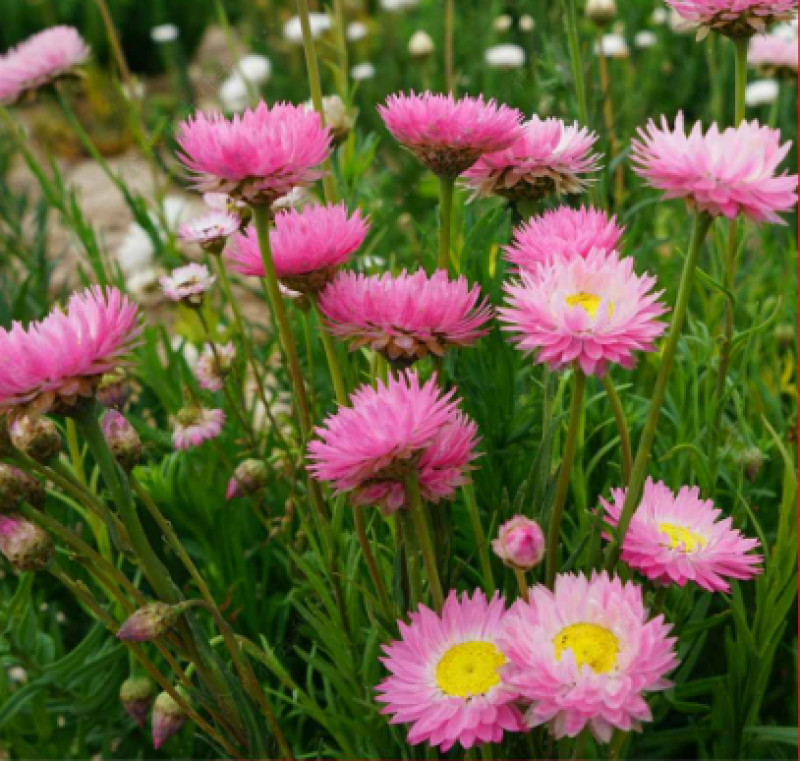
[378,91,524,178]
[172,407,226,450]
[376,590,524,751]
[505,206,624,273]
[748,32,798,76]
[0,26,90,105]
[601,478,763,592]
[226,203,368,294]
[0,287,141,415]
[194,342,236,392]
[499,249,667,376]
[664,0,797,38]
[463,116,602,202]
[307,370,479,514]
[176,102,332,205]
[631,112,798,225]
[317,269,493,367]
[178,210,240,254]
[499,572,678,742]
[159,263,216,307]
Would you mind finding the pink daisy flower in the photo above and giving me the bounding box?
[492,515,546,571]
[0,26,90,105]
[172,407,226,450]
[307,370,479,514]
[176,102,332,204]
[748,31,799,75]
[631,112,798,224]
[499,249,667,376]
[504,206,624,273]
[226,203,368,294]
[317,269,493,367]
[462,116,602,202]
[194,342,236,392]
[376,590,524,751]
[499,572,678,743]
[0,286,141,415]
[377,91,524,177]
[159,263,216,306]
[601,477,763,592]
[664,0,797,38]
[178,210,241,253]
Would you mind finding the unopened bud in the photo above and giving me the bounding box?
[491,515,545,571]
[0,465,27,512]
[98,370,131,410]
[117,602,182,642]
[0,514,53,571]
[736,447,766,482]
[226,459,269,500]
[152,690,188,749]
[120,675,156,728]
[9,415,61,462]
[15,469,46,509]
[586,0,617,24]
[774,322,794,348]
[408,30,435,60]
[101,411,143,471]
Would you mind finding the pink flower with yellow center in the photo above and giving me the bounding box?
[376,590,524,751]
[665,0,797,38]
[601,477,763,592]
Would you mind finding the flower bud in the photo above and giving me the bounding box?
[120,675,156,728]
[586,0,617,25]
[491,515,545,571]
[15,469,46,509]
[736,447,766,482]
[117,603,182,642]
[774,322,794,348]
[408,30,435,60]
[0,514,54,572]
[9,415,61,462]
[101,411,143,471]
[305,95,355,146]
[519,14,535,32]
[98,370,131,410]
[226,459,269,500]
[0,465,23,512]
[152,690,188,749]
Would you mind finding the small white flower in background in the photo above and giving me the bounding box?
[408,30,435,59]
[283,14,331,44]
[485,44,526,69]
[160,263,216,307]
[772,20,798,41]
[586,0,617,24]
[150,24,179,44]
[351,62,376,81]
[669,9,697,35]
[272,187,313,212]
[745,79,780,107]
[117,223,154,276]
[219,74,249,112]
[635,31,658,49]
[235,54,271,84]
[170,336,201,368]
[595,33,629,58]
[347,21,369,42]
[203,192,246,213]
[126,267,162,304]
[8,667,28,684]
[651,7,668,25]
[159,195,192,233]
[304,95,355,144]
[380,0,418,11]
[519,14,535,32]
[493,14,513,32]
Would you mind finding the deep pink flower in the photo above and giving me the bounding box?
[0,286,142,414]
[376,590,524,751]
[492,515,545,571]
[226,203,368,293]
[159,263,215,306]
[0,26,90,104]
[318,269,493,366]
[378,91,524,177]
[499,249,667,376]
[462,116,601,202]
[499,572,678,743]
[665,1,797,38]
[505,206,624,273]
[307,370,479,514]
[172,407,225,450]
[748,30,799,75]
[632,112,798,224]
[194,342,235,392]
[601,478,763,592]
[176,102,332,204]
[178,210,240,252]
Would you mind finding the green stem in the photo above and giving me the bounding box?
[437,176,455,273]
[562,0,589,127]
[463,482,495,593]
[399,511,422,610]
[604,213,714,569]
[405,474,445,611]
[353,504,393,620]
[602,374,632,486]
[445,0,455,93]
[312,299,348,406]
[513,568,530,603]
[331,0,349,99]
[545,369,586,589]
[608,730,628,761]
[732,37,749,126]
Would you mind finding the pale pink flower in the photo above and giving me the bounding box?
[178,210,240,252]
[202,192,246,213]
[307,370,479,514]
[159,263,216,306]
[0,286,141,415]
[462,116,601,202]
[631,112,798,224]
[499,572,678,743]
[505,206,624,273]
[226,203,368,294]
[499,249,667,376]
[151,692,186,750]
[748,31,799,75]
[492,515,545,571]
[194,342,236,392]
[318,269,493,367]
[378,91,524,177]
[665,0,797,38]
[172,407,225,450]
[376,590,524,751]
[0,26,90,104]
[601,478,763,592]
[176,102,332,204]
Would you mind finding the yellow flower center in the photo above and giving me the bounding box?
[435,641,505,698]
[658,522,707,552]
[553,623,619,674]
[565,292,614,319]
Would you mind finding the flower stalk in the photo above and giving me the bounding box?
[405,474,445,611]
[437,176,455,272]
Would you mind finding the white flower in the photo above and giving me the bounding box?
[635,31,658,49]
[151,24,179,44]
[351,62,376,80]
[347,21,369,42]
[586,0,617,24]
[493,14,513,32]
[219,74,249,112]
[651,8,668,25]
[380,0,418,11]
[484,44,526,69]
[745,79,780,107]
[519,14,535,32]
[595,33,629,58]
[283,13,331,44]
[408,30,435,58]
[126,266,162,303]
[117,224,154,276]
[159,195,191,233]
[235,54,271,84]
